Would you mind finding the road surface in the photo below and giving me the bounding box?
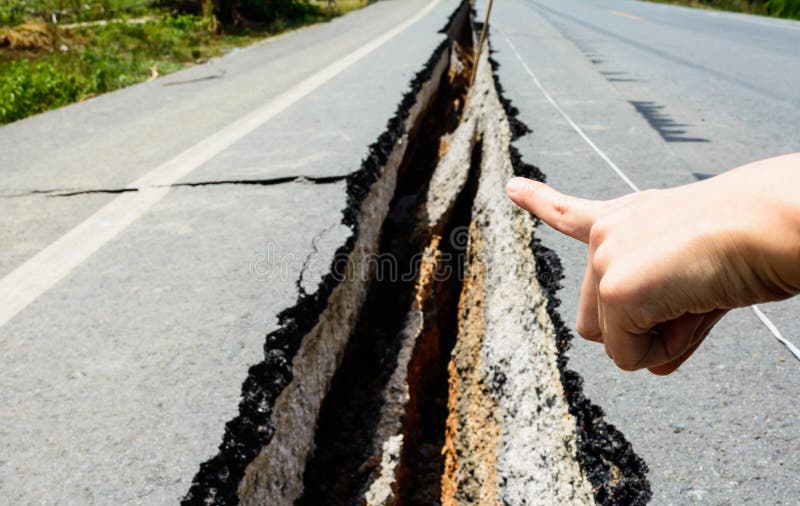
[488,0,800,502]
[1,0,799,503]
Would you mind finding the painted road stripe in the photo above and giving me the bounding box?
[502,33,800,362]
[608,9,642,21]
[0,0,443,331]
[501,35,640,192]
[752,306,800,360]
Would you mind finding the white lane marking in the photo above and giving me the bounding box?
[0,0,443,331]
[502,35,640,191]
[502,33,800,362]
[752,306,800,361]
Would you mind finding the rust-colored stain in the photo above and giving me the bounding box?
[442,225,501,506]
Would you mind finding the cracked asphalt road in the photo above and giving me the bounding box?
[1,0,798,503]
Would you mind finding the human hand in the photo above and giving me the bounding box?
[506,154,800,374]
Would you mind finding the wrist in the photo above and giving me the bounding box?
[772,197,800,295]
[708,155,800,302]
[739,157,800,299]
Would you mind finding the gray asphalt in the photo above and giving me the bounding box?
[488,0,800,503]
[2,0,799,503]
[0,0,460,503]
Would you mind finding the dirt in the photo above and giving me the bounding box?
[441,225,502,506]
[0,20,85,63]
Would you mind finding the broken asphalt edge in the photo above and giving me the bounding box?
[485,37,653,505]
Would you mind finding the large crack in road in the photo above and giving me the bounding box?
[183,3,651,504]
[297,22,475,504]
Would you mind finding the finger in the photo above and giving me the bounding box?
[647,334,706,376]
[576,262,602,342]
[647,310,727,375]
[506,177,603,243]
[604,312,705,371]
[696,309,728,342]
[658,313,707,364]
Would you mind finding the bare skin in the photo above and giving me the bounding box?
[506,153,800,375]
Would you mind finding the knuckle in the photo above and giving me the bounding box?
[552,194,570,217]
[576,319,601,341]
[604,343,614,360]
[605,344,641,371]
[613,355,639,372]
[597,271,629,303]
[650,365,678,376]
[588,219,612,245]
[597,279,617,302]
[551,195,572,232]
[591,244,612,273]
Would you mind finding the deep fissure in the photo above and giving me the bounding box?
[396,138,482,506]
[297,19,476,505]
[183,5,472,504]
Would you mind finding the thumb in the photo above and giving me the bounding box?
[506,177,602,243]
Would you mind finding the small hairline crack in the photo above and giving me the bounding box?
[0,175,348,199]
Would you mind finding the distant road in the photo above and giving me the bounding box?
[490,0,800,502]
[532,0,800,102]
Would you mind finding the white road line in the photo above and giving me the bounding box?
[502,35,640,192]
[502,33,800,362]
[752,306,800,361]
[0,0,442,331]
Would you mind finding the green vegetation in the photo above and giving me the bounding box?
[0,0,367,125]
[1,0,151,27]
[644,0,800,20]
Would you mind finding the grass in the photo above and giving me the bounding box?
[0,0,154,27]
[642,0,800,20]
[0,0,369,125]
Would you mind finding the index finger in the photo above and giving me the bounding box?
[505,177,603,243]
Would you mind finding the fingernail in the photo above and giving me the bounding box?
[506,177,526,195]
